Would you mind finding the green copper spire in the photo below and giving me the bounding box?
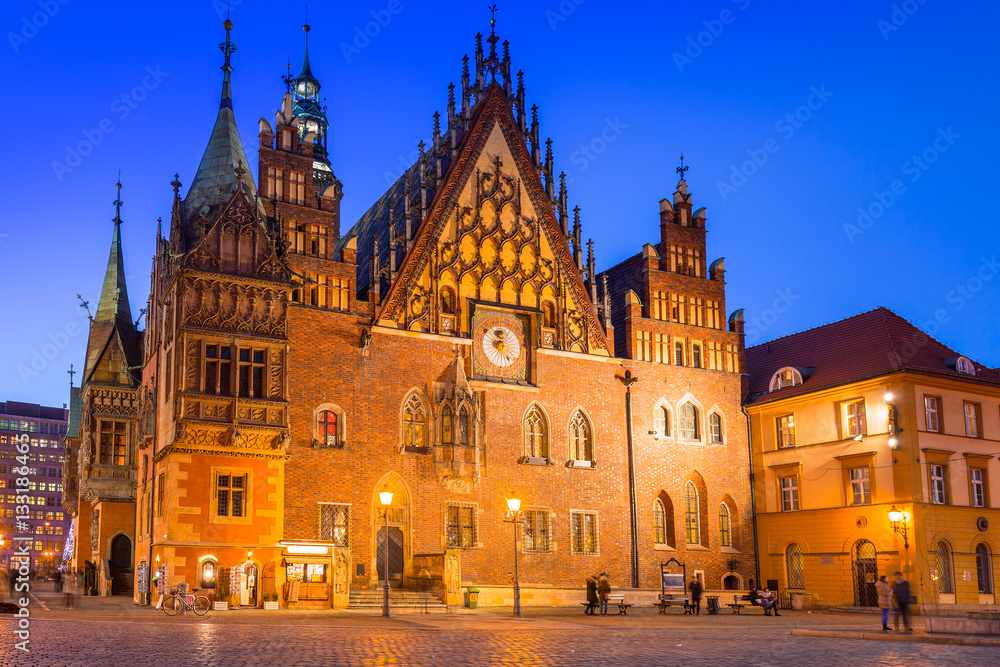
[94,177,132,325]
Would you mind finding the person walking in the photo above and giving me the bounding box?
[875,575,892,631]
[585,576,598,615]
[597,574,611,616]
[891,572,913,632]
[689,577,703,615]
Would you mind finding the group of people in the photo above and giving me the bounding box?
[875,572,914,632]
[746,585,781,615]
[584,574,612,615]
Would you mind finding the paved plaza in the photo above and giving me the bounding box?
[1,586,997,666]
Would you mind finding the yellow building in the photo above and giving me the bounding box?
[746,308,999,613]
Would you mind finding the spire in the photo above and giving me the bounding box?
[220,18,236,109]
[94,177,133,325]
[299,22,314,79]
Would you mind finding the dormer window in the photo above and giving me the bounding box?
[955,356,976,376]
[769,367,803,392]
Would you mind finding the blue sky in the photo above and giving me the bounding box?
[2,0,998,405]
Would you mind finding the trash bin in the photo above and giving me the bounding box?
[706,595,720,615]
[466,587,479,609]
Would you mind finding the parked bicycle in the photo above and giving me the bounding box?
[162,586,211,616]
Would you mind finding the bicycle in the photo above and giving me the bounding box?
[162,587,211,616]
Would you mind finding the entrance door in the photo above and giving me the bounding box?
[109,534,134,596]
[852,540,878,607]
[376,526,404,587]
[240,563,259,607]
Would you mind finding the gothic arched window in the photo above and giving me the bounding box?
[523,404,549,460]
[403,393,427,449]
[569,410,593,462]
[680,403,699,440]
[684,481,700,545]
[441,405,454,445]
[719,503,732,548]
[458,405,470,445]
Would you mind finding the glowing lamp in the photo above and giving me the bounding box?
[884,392,893,402]
[888,437,898,448]
[887,507,903,523]
[379,491,394,507]
[506,498,521,512]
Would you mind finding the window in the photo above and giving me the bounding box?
[441,405,454,445]
[674,342,685,366]
[651,291,668,321]
[719,503,732,548]
[653,493,675,548]
[203,344,231,395]
[238,348,266,398]
[924,396,941,432]
[670,293,685,323]
[850,467,871,506]
[446,503,477,548]
[691,344,701,369]
[844,400,867,438]
[971,468,986,508]
[956,356,976,375]
[330,278,349,310]
[402,393,427,449]
[267,167,284,200]
[201,560,217,589]
[286,563,327,583]
[215,472,247,517]
[964,402,982,438]
[523,404,549,459]
[570,511,599,554]
[318,410,339,447]
[976,544,993,595]
[776,415,795,449]
[156,473,165,518]
[708,413,722,444]
[935,541,954,593]
[654,406,670,437]
[319,503,350,547]
[769,367,802,391]
[785,543,804,589]
[726,345,739,374]
[569,410,593,462]
[930,464,947,504]
[780,476,799,511]
[706,341,724,370]
[684,481,699,545]
[636,331,653,362]
[99,420,126,466]
[679,403,699,440]
[523,508,552,553]
[458,406,470,445]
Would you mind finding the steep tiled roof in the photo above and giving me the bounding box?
[746,307,1000,404]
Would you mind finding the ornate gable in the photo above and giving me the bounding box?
[376,85,608,356]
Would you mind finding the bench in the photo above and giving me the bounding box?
[653,593,693,614]
[580,593,632,615]
[727,594,767,614]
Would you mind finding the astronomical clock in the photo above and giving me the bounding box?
[471,307,531,383]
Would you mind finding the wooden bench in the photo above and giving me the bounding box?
[727,594,766,614]
[581,593,631,615]
[653,593,693,614]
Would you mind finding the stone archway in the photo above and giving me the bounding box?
[371,472,412,588]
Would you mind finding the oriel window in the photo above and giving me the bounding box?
[204,344,231,395]
[238,349,266,398]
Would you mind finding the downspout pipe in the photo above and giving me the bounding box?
[742,404,760,590]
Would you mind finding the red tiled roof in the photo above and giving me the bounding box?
[745,307,1000,404]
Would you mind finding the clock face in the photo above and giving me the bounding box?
[472,311,528,380]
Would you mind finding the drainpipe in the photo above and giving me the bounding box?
[743,405,760,589]
[619,369,640,589]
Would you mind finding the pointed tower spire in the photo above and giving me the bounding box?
[572,206,583,272]
[558,171,569,237]
[587,239,597,304]
[95,177,133,325]
[290,22,329,162]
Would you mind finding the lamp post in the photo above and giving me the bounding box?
[888,505,910,548]
[504,497,523,618]
[379,490,394,618]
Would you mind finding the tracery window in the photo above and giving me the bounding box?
[679,403,699,440]
[569,410,593,462]
[523,404,549,459]
[441,405,454,445]
[402,393,427,449]
[684,482,700,545]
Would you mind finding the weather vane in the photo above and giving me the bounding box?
[676,154,688,180]
[282,57,293,93]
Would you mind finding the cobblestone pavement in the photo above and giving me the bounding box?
[1,590,996,666]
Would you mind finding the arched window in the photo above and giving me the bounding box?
[440,287,456,314]
[679,403,699,440]
[201,560,218,589]
[719,503,732,548]
[654,406,670,437]
[684,482,700,545]
[708,413,723,444]
[786,543,804,589]
[542,302,556,328]
[653,492,675,548]
[318,410,338,446]
[441,405,454,445]
[976,543,993,595]
[523,404,549,459]
[955,356,976,375]
[402,393,427,449]
[458,405,470,445]
[770,367,803,391]
[569,410,593,462]
[935,541,954,593]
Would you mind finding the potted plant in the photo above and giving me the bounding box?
[213,585,228,611]
[263,591,279,610]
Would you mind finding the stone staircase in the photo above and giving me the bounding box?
[348,589,450,613]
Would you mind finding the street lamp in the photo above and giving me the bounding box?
[504,497,523,618]
[379,490,394,618]
[888,505,910,548]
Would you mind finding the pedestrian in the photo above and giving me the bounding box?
[597,573,611,616]
[875,575,892,631]
[891,572,913,632]
[54,569,63,593]
[64,569,77,609]
[759,587,780,616]
[417,568,431,614]
[689,577,703,615]
[584,575,598,615]
[7,567,16,602]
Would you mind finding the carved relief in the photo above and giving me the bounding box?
[181,276,287,337]
[445,553,461,595]
[268,349,283,398]
[186,340,201,391]
[90,509,100,554]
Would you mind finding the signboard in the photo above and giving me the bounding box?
[661,572,685,591]
[287,580,300,603]
[660,559,687,595]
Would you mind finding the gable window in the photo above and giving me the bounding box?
[769,367,803,392]
[780,476,799,511]
[523,508,552,553]
[971,468,986,508]
[446,503,477,548]
[318,410,338,447]
[215,472,247,518]
[654,406,670,437]
[719,503,732,548]
[930,463,947,504]
[924,396,941,432]
[708,413,723,444]
[402,393,428,450]
[976,544,993,594]
[956,356,976,375]
[776,415,795,449]
[679,403,699,440]
[441,405,454,445]
[570,510,599,554]
[569,410,594,462]
[319,503,350,547]
[964,402,982,438]
[523,404,549,460]
[684,481,700,545]
[844,400,867,438]
[786,543,804,589]
[850,468,871,506]
[935,541,954,593]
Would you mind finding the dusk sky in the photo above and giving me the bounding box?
[3,0,998,406]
